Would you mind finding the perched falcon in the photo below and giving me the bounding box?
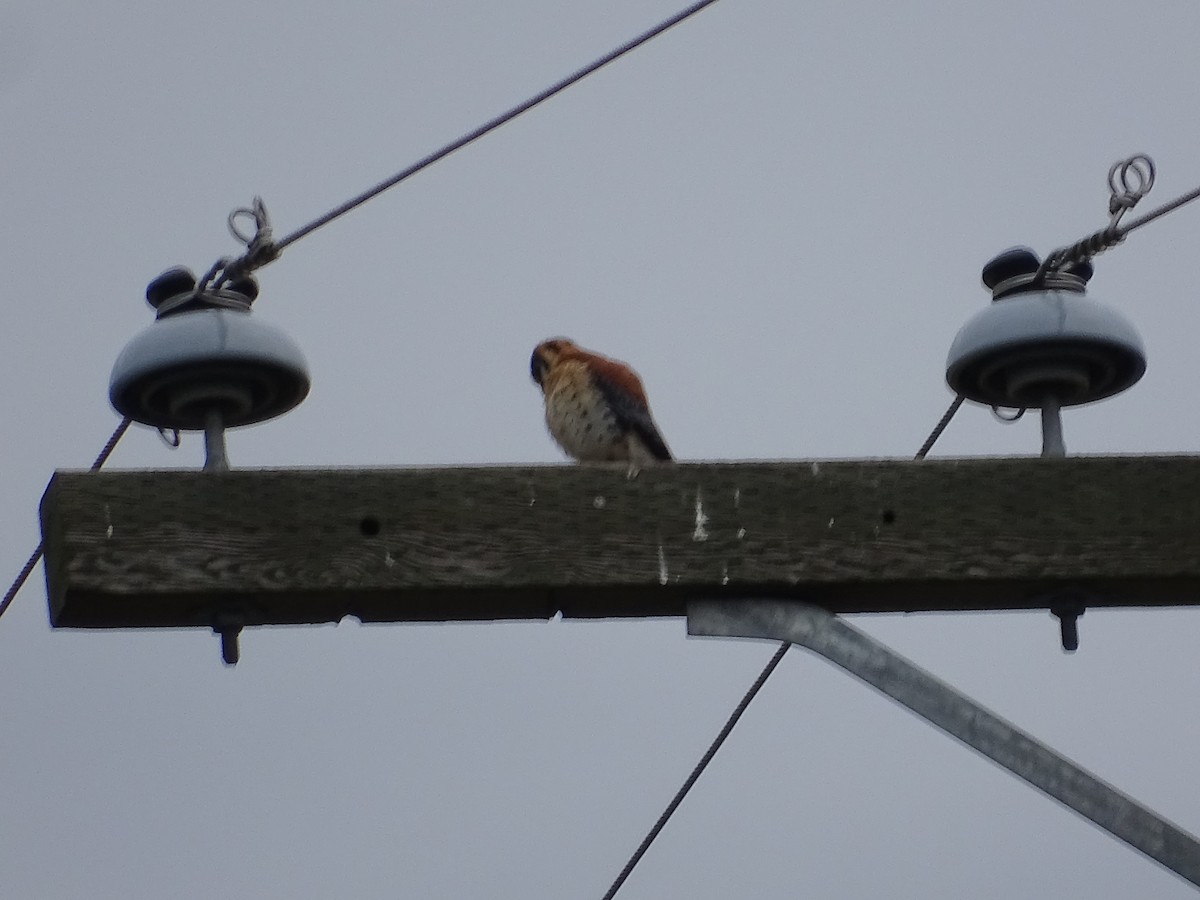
[530,337,673,464]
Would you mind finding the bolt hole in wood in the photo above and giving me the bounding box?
[359,516,381,536]
[881,509,896,524]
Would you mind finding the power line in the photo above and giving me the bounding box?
[600,641,791,900]
[914,394,965,460]
[0,417,131,620]
[216,0,723,284]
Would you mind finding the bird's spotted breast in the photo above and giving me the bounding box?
[542,363,626,461]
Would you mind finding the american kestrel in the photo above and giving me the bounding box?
[530,337,673,464]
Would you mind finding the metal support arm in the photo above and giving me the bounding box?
[687,598,1200,889]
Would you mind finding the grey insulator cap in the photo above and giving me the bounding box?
[109,277,310,429]
[945,249,1146,408]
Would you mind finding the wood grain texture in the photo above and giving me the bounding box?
[38,456,1200,629]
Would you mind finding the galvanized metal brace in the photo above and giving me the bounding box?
[687,599,1200,889]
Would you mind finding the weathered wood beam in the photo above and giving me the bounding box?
[38,457,1200,629]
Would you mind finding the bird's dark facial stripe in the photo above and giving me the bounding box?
[531,338,572,385]
[530,351,547,385]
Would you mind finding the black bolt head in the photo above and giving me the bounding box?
[981,246,1041,291]
[1065,259,1094,283]
[146,267,197,309]
[225,275,260,303]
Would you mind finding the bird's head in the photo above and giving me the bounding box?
[530,337,577,388]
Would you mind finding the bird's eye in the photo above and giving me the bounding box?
[530,353,546,383]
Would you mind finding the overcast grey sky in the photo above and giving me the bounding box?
[3,0,1200,897]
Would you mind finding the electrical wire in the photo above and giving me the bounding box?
[0,417,131,620]
[217,0,722,284]
[1117,182,1200,236]
[600,641,791,900]
[914,393,965,461]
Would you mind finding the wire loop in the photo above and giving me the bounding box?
[1108,154,1155,220]
[215,196,280,288]
[1034,152,1200,280]
[991,405,1026,423]
[227,197,271,247]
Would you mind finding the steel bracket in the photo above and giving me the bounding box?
[687,598,1200,888]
